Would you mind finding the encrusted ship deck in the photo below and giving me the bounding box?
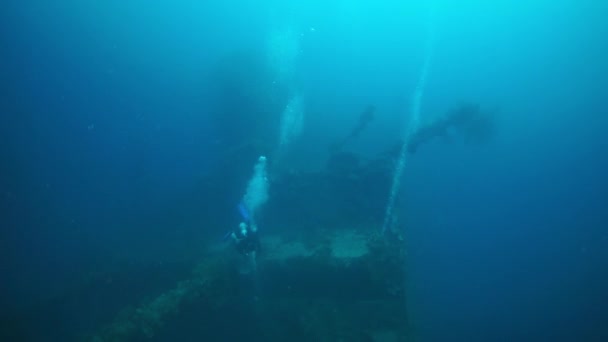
[93,229,409,341]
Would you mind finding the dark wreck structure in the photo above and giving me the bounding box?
[2,43,496,341]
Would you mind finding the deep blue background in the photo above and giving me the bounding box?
[1,0,607,340]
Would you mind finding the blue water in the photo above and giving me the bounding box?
[1,0,607,340]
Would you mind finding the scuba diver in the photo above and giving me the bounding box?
[229,202,261,275]
[230,155,268,275]
[230,220,262,300]
[231,221,261,259]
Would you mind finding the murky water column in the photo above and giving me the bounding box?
[278,94,304,150]
[382,16,435,235]
[267,28,304,158]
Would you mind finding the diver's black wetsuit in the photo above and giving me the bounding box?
[235,230,260,256]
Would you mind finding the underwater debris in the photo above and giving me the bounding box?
[90,259,223,341]
[350,105,376,139]
[90,229,409,341]
[407,103,495,154]
[330,105,376,153]
[266,150,394,231]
